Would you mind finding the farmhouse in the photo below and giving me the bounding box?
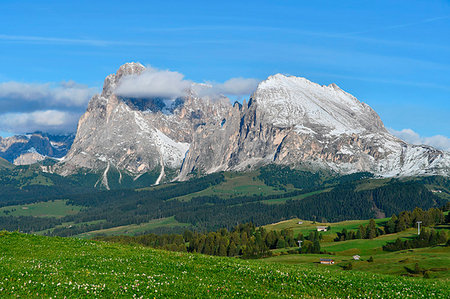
[353,255,360,260]
[298,221,303,224]
[320,258,334,265]
[316,226,328,232]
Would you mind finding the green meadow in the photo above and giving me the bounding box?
[0,200,81,218]
[262,218,450,280]
[74,216,191,239]
[0,232,448,298]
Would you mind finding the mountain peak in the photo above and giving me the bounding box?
[252,74,386,136]
[116,62,146,77]
[101,62,146,97]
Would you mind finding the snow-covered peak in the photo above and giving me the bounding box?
[252,74,386,136]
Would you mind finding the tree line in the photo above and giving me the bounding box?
[334,207,446,242]
[96,223,323,258]
[382,229,448,251]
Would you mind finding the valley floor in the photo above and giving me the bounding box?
[0,232,448,298]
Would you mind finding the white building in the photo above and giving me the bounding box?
[316,226,328,232]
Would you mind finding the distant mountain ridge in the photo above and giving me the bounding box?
[50,63,449,187]
[0,132,74,165]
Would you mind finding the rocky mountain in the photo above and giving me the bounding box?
[178,74,450,179]
[0,132,74,165]
[57,63,449,188]
[57,63,230,188]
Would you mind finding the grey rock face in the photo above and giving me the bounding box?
[178,74,449,179]
[0,132,74,165]
[57,63,231,187]
[57,65,449,186]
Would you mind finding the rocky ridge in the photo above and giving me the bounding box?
[0,132,74,165]
[57,63,230,188]
[57,64,450,187]
[178,74,449,179]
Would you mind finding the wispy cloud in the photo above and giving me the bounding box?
[389,128,450,152]
[0,34,243,47]
[0,34,159,47]
[136,19,450,51]
[343,15,450,36]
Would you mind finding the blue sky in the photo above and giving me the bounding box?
[0,0,449,149]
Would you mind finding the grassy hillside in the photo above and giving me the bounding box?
[74,216,191,239]
[263,245,450,280]
[172,171,287,201]
[0,200,81,218]
[263,217,390,242]
[0,232,448,298]
[0,157,13,169]
[263,218,450,280]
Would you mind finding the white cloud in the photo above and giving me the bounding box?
[212,77,259,95]
[0,80,97,134]
[0,110,80,134]
[115,67,193,99]
[0,81,97,109]
[193,77,259,98]
[389,128,450,152]
[115,65,260,99]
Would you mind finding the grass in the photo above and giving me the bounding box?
[263,245,450,280]
[74,217,191,239]
[263,217,389,242]
[0,200,82,218]
[0,232,448,298]
[262,218,450,281]
[320,229,418,255]
[355,178,391,191]
[172,171,289,201]
[0,157,13,169]
[261,189,331,205]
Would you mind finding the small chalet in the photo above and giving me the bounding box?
[316,226,328,232]
[320,258,334,265]
[298,221,303,225]
[353,255,360,260]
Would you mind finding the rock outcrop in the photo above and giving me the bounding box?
[0,132,74,165]
[57,63,230,186]
[57,64,450,187]
[178,74,449,178]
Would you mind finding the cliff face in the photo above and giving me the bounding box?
[178,74,449,179]
[56,64,449,187]
[57,63,230,187]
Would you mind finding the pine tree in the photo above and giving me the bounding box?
[367,219,377,239]
[358,225,366,239]
[312,240,321,253]
[227,241,238,256]
[385,214,397,234]
[276,237,286,249]
[395,217,407,232]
